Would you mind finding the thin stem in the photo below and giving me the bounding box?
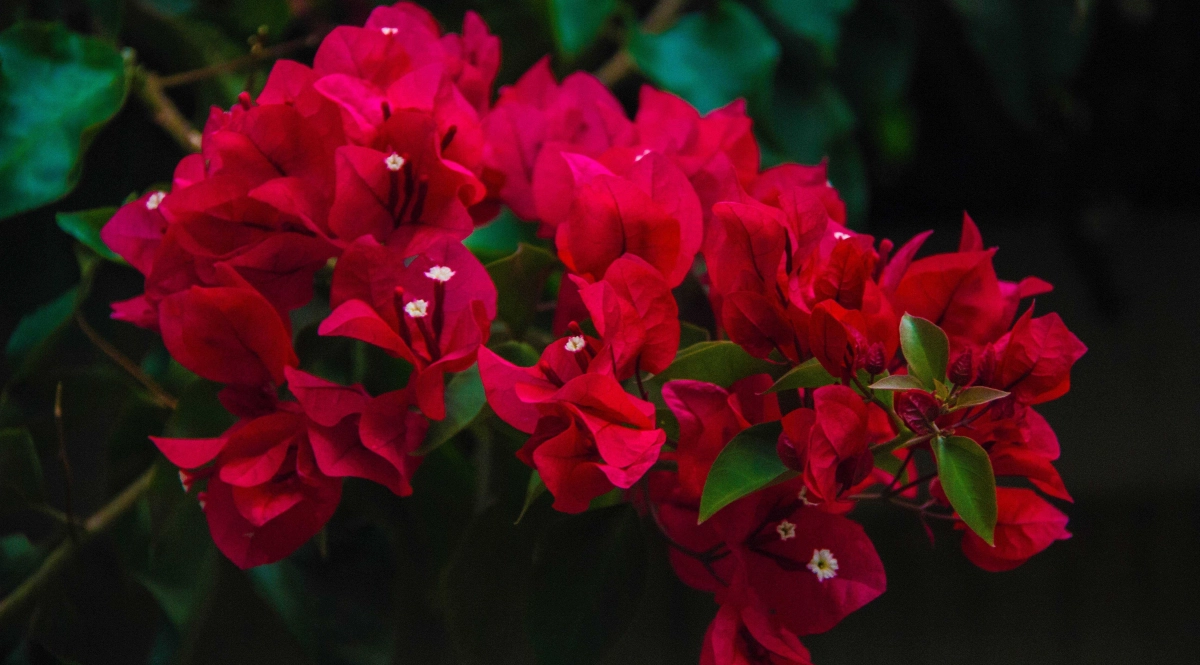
[886,448,918,493]
[52,383,79,544]
[0,465,157,629]
[594,0,689,86]
[76,313,178,410]
[885,472,937,499]
[133,69,202,153]
[157,33,324,88]
[634,356,649,401]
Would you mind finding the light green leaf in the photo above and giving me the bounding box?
[0,22,128,220]
[464,208,541,263]
[549,0,617,58]
[485,243,559,338]
[869,373,926,391]
[629,1,780,116]
[698,421,788,523]
[415,367,486,455]
[515,471,547,525]
[899,314,949,390]
[767,357,837,393]
[56,206,124,263]
[952,386,1010,410]
[932,434,997,545]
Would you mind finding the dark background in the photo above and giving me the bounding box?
[1,0,1198,663]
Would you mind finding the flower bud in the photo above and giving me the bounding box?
[894,390,941,434]
[864,342,887,376]
[949,349,974,385]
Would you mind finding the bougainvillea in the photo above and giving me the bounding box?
[101,3,1085,661]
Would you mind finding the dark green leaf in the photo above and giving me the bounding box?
[515,471,547,524]
[485,243,559,338]
[932,435,997,545]
[0,22,128,220]
[0,427,45,510]
[162,379,235,439]
[55,206,123,263]
[648,342,778,400]
[899,314,949,390]
[416,367,485,455]
[490,340,540,367]
[464,208,541,264]
[678,321,711,350]
[4,286,81,381]
[952,386,1010,410]
[655,407,680,441]
[869,374,926,391]
[767,357,837,393]
[698,421,788,523]
[629,1,780,116]
[761,0,856,59]
[549,0,616,58]
[528,505,647,665]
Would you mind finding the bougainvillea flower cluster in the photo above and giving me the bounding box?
[103,3,1085,660]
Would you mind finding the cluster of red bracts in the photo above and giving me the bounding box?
[100,3,1086,662]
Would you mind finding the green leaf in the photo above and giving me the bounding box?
[698,421,788,523]
[952,386,1010,410]
[527,505,647,665]
[761,0,856,60]
[162,379,235,439]
[932,435,997,545]
[0,428,45,511]
[628,1,780,116]
[4,286,81,381]
[767,357,837,393]
[549,0,616,58]
[464,208,541,264]
[678,321,711,351]
[0,22,128,220]
[648,342,779,398]
[485,243,559,338]
[869,374,926,391]
[490,340,540,367]
[899,314,949,390]
[655,407,680,441]
[415,366,485,455]
[515,471,547,525]
[56,206,124,263]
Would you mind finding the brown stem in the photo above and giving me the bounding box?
[157,33,324,88]
[76,313,178,410]
[0,465,157,629]
[594,0,689,86]
[133,68,202,153]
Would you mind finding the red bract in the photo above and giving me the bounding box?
[516,373,665,513]
[477,333,600,433]
[482,58,635,221]
[987,308,1088,405]
[151,408,341,569]
[776,385,874,512]
[573,254,681,378]
[548,151,702,286]
[701,592,813,665]
[159,283,298,387]
[319,236,496,419]
[286,368,426,496]
[959,487,1071,572]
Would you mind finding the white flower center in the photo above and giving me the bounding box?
[404,299,429,318]
[424,265,455,282]
[634,148,652,162]
[776,519,796,541]
[380,27,398,35]
[833,231,852,241]
[798,486,817,506]
[807,548,839,582]
[385,153,406,171]
[564,335,586,353]
[146,191,166,210]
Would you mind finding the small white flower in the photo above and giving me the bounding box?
[404,299,429,318]
[564,335,586,353]
[424,265,456,282]
[798,486,817,507]
[833,231,852,241]
[634,148,652,162]
[807,548,839,582]
[776,519,796,541]
[380,27,398,35]
[385,153,405,171]
[145,191,166,210]
[178,470,191,492]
